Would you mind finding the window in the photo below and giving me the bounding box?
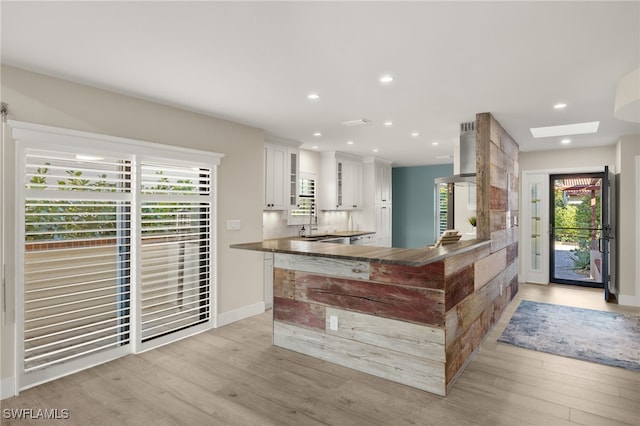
[436,183,449,237]
[12,121,222,389]
[288,173,316,226]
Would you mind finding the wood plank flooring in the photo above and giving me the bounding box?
[2,283,639,426]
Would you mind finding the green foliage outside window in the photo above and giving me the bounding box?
[26,164,195,241]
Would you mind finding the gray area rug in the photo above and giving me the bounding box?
[498,300,640,371]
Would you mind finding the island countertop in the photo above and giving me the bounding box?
[231,237,490,267]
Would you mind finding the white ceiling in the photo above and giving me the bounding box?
[2,1,639,167]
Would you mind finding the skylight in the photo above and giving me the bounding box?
[530,121,599,138]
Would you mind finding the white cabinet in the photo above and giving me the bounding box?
[320,152,363,210]
[354,157,393,247]
[264,253,273,309]
[375,204,392,247]
[375,162,392,204]
[264,139,300,210]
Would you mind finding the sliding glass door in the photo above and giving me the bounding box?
[13,121,220,390]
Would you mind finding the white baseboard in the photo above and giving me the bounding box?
[618,293,640,307]
[217,301,265,327]
[1,376,16,400]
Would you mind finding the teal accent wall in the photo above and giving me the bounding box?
[392,164,453,248]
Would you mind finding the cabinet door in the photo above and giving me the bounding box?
[341,160,362,210]
[264,144,287,210]
[288,148,299,208]
[351,161,363,209]
[376,164,391,203]
[264,253,274,309]
[375,205,392,247]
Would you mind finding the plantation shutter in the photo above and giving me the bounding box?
[139,162,212,344]
[13,120,221,391]
[22,149,132,380]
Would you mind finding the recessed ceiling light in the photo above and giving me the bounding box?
[432,141,439,146]
[530,121,599,138]
[411,132,420,137]
[379,74,394,84]
[312,146,319,149]
[553,103,567,109]
[561,139,571,144]
[383,121,393,127]
[307,93,319,100]
[373,148,379,153]
[313,132,322,137]
[347,140,354,145]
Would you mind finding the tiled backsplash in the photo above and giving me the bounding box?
[263,210,351,240]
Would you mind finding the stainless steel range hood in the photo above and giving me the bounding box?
[435,121,476,184]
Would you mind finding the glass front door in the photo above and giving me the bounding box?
[550,172,606,288]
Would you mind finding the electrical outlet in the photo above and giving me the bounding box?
[329,315,338,331]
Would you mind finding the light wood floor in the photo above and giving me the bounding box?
[2,283,639,426]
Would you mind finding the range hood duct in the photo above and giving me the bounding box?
[435,121,477,184]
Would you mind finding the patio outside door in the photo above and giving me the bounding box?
[549,167,614,300]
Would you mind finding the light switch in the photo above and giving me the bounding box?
[226,219,241,230]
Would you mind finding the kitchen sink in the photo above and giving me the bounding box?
[293,235,351,244]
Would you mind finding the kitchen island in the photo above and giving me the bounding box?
[232,237,517,396]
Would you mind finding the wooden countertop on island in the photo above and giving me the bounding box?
[230,238,491,267]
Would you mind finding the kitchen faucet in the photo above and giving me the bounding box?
[308,201,314,236]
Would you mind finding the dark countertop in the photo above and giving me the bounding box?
[231,237,491,267]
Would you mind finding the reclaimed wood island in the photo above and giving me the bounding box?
[232,238,518,396]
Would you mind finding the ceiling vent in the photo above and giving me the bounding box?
[342,118,371,127]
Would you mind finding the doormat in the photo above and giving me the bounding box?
[498,300,640,372]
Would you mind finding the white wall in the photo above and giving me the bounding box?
[0,65,265,393]
[519,145,616,172]
[616,135,640,306]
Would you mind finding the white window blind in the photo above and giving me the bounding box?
[139,163,211,342]
[23,149,132,374]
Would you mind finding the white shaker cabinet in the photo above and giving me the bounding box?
[357,157,393,247]
[320,151,363,211]
[264,253,273,309]
[264,138,300,210]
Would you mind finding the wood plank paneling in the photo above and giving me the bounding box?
[325,307,445,362]
[445,268,506,346]
[444,244,490,276]
[294,272,446,326]
[273,268,295,299]
[274,321,447,396]
[474,248,507,290]
[275,253,370,280]
[273,297,326,330]
[506,242,518,265]
[444,265,474,310]
[476,112,491,241]
[369,261,444,289]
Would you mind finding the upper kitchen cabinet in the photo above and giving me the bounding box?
[320,151,363,211]
[374,159,392,204]
[264,137,300,210]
